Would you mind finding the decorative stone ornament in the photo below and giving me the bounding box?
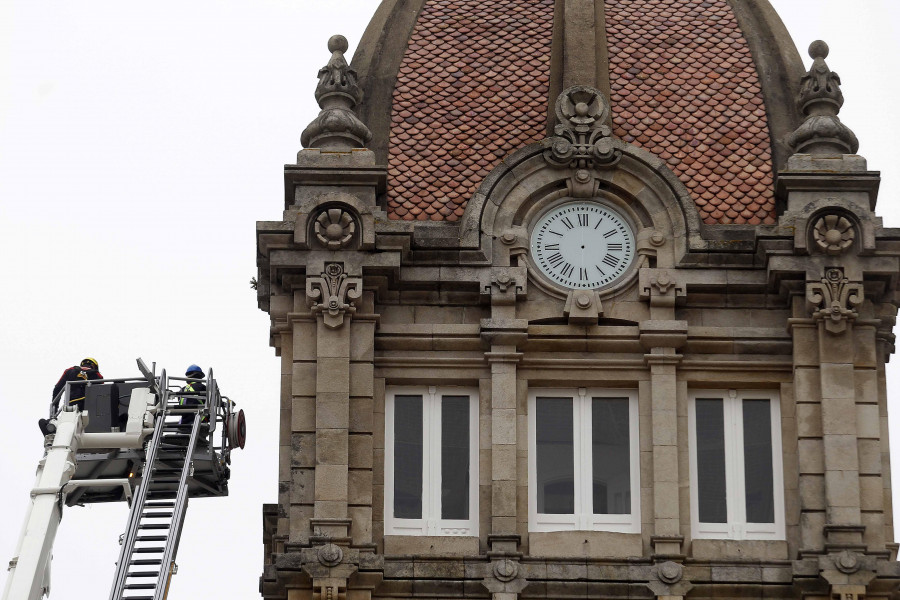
[300,35,373,150]
[835,550,862,575]
[492,558,519,582]
[314,208,357,249]
[306,263,363,328]
[812,213,855,255]
[786,41,859,155]
[543,86,621,170]
[316,543,343,567]
[807,268,863,334]
[657,561,683,584]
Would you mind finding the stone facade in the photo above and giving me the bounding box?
[255,7,900,600]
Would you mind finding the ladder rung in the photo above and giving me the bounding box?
[123,583,156,589]
[126,571,160,578]
[143,501,175,507]
[141,511,174,518]
[138,524,171,530]
[135,536,167,542]
[129,559,163,565]
[120,596,153,600]
[132,546,166,552]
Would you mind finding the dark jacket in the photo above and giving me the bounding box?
[179,380,207,425]
[52,366,103,410]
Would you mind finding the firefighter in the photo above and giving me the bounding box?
[51,357,103,411]
[180,364,207,425]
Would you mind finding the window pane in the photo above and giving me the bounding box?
[696,398,727,523]
[536,397,574,514]
[394,395,423,519]
[441,395,470,520]
[592,398,631,514]
[743,399,774,523]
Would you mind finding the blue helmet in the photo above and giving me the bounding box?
[185,364,204,378]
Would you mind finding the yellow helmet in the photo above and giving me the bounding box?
[81,357,99,370]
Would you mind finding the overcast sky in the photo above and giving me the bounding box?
[1,1,899,599]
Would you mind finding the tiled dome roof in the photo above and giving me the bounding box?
[352,0,803,225]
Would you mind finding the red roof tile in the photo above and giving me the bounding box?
[605,0,776,225]
[386,0,554,221]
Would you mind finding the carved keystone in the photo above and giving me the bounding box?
[543,86,621,175]
[564,289,602,325]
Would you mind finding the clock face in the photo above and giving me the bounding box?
[530,201,636,289]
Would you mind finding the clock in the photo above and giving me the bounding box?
[529,201,636,289]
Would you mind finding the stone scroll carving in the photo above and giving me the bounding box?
[806,268,863,334]
[306,263,362,329]
[543,86,621,172]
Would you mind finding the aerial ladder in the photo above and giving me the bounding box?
[2,359,246,600]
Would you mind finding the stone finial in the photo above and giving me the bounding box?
[786,41,859,155]
[300,35,373,151]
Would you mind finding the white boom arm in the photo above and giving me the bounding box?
[3,389,156,600]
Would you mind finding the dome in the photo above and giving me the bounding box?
[348,0,805,225]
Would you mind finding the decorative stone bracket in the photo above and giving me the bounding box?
[307,263,363,328]
[543,85,622,197]
[807,268,863,334]
[647,560,693,599]
[639,269,686,317]
[564,289,603,325]
[480,267,528,306]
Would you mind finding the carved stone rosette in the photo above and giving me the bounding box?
[307,263,363,329]
[812,213,855,255]
[543,86,621,170]
[807,268,863,334]
[314,208,357,249]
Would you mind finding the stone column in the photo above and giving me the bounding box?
[639,269,686,556]
[806,268,866,550]
[481,268,527,554]
[306,262,363,543]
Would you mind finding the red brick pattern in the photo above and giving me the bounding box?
[605,0,776,225]
[386,0,554,221]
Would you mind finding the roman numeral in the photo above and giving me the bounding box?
[596,265,606,276]
[577,213,588,227]
[544,243,559,251]
[547,252,564,267]
[594,218,604,229]
[579,268,587,281]
[549,230,563,237]
[561,217,574,230]
[560,263,574,278]
[603,229,617,238]
[602,254,620,268]
[608,243,623,251]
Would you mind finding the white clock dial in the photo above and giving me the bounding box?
[530,201,636,289]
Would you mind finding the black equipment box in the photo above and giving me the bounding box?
[84,384,118,433]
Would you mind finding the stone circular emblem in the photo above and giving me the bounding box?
[812,214,854,255]
[657,561,683,584]
[493,558,519,582]
[317,543,343,567]
[315,208,357,250]
[836,550,861,574]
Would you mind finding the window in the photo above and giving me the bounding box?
[528,388,640,533]
[688,389,784,540]
[385,386,478,535]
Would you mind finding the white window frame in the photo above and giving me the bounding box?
[528,388,641,533]
[688,389,785,540]
[384,386,479,536]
